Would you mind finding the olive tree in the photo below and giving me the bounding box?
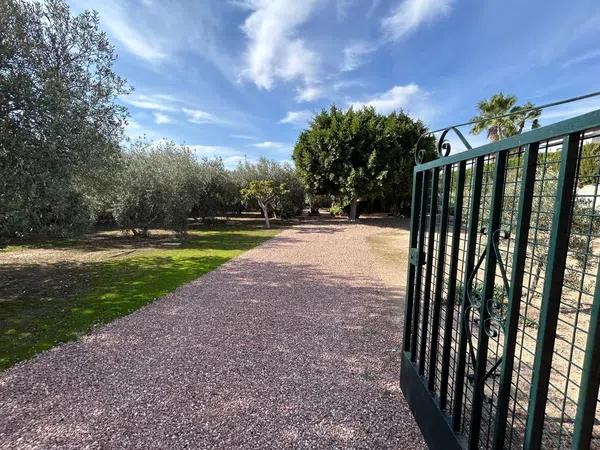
[0,0,129,238]
[112,141,198,236]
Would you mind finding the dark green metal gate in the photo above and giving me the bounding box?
[401,110,600,449]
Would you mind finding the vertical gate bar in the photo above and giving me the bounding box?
[404,169,424,352]
[439,160,466,411]
[492,143,540,450]
[524,132,581,449]
[411,169,431,362]
[572,261,600,449]
[468,150,508,450]
[428,164,452,391]
[419,167,440,375]
[452,156,485,431]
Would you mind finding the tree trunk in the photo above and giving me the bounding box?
[349,197,358,222]
[260,204,270,228]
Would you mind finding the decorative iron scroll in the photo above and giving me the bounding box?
[414,126,473,164]
[463,228,512,388]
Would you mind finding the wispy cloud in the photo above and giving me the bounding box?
[537,97,600,123]
[153,112,172,124]
[381,0,453,41]
[123,94,178,112]
[342,42,377,72]
[231,134,257,140]
[561,49,600,69]
[182,108,224,126]
[252,141,287,149]
[349,83,436,122]
[295,85,324,102]
[239,0,321,95]
[280,110,313,126]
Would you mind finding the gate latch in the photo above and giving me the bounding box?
[409,248,424,266]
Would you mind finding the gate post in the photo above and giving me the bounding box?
[404,169,424,353]
[410,170,431,362]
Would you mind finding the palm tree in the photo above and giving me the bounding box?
[471,93,541,142]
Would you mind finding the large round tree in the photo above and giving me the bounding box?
[292,105,433,221]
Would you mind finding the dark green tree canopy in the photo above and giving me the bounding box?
[292,105,433,218]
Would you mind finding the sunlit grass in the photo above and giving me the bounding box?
[0,227,278,370]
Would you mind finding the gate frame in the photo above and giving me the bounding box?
[401,109,600,450]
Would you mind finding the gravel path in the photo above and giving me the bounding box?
[0,219,425,449]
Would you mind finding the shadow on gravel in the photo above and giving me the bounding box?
[0,257,424,448]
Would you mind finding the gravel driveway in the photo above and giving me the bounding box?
[0,219,425,449]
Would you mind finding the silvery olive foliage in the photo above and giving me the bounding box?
[112,140,201,237]
[0,0,129,238]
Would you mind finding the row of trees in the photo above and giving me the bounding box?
[0,0,304,239]
[113,141,303,236]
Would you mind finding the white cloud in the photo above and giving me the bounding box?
[280,110,313,126]
[295,85,324,102]
[182,108,223,125]
[239,0,321,94]
[123,94,178,112]
[342,42,377,72]
[153,112,172,124]
[381,0,453,41]
[349,83,436,122]
[252,141,287,149]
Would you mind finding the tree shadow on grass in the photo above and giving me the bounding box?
[0,257,424,448]
[0,233,297,371]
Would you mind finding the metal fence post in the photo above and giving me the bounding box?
[492,143,539,449]
[452,156,484,431]
[419,167,440,375]
[411,169,431,362]
[524,132,581,449]
[572,261,600,449]
[428,164,452,391]
[439,161,466,411]
[468,150,508,449]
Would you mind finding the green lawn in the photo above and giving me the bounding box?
[0,227,279,370]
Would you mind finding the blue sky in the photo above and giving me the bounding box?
[69,0,600,166]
